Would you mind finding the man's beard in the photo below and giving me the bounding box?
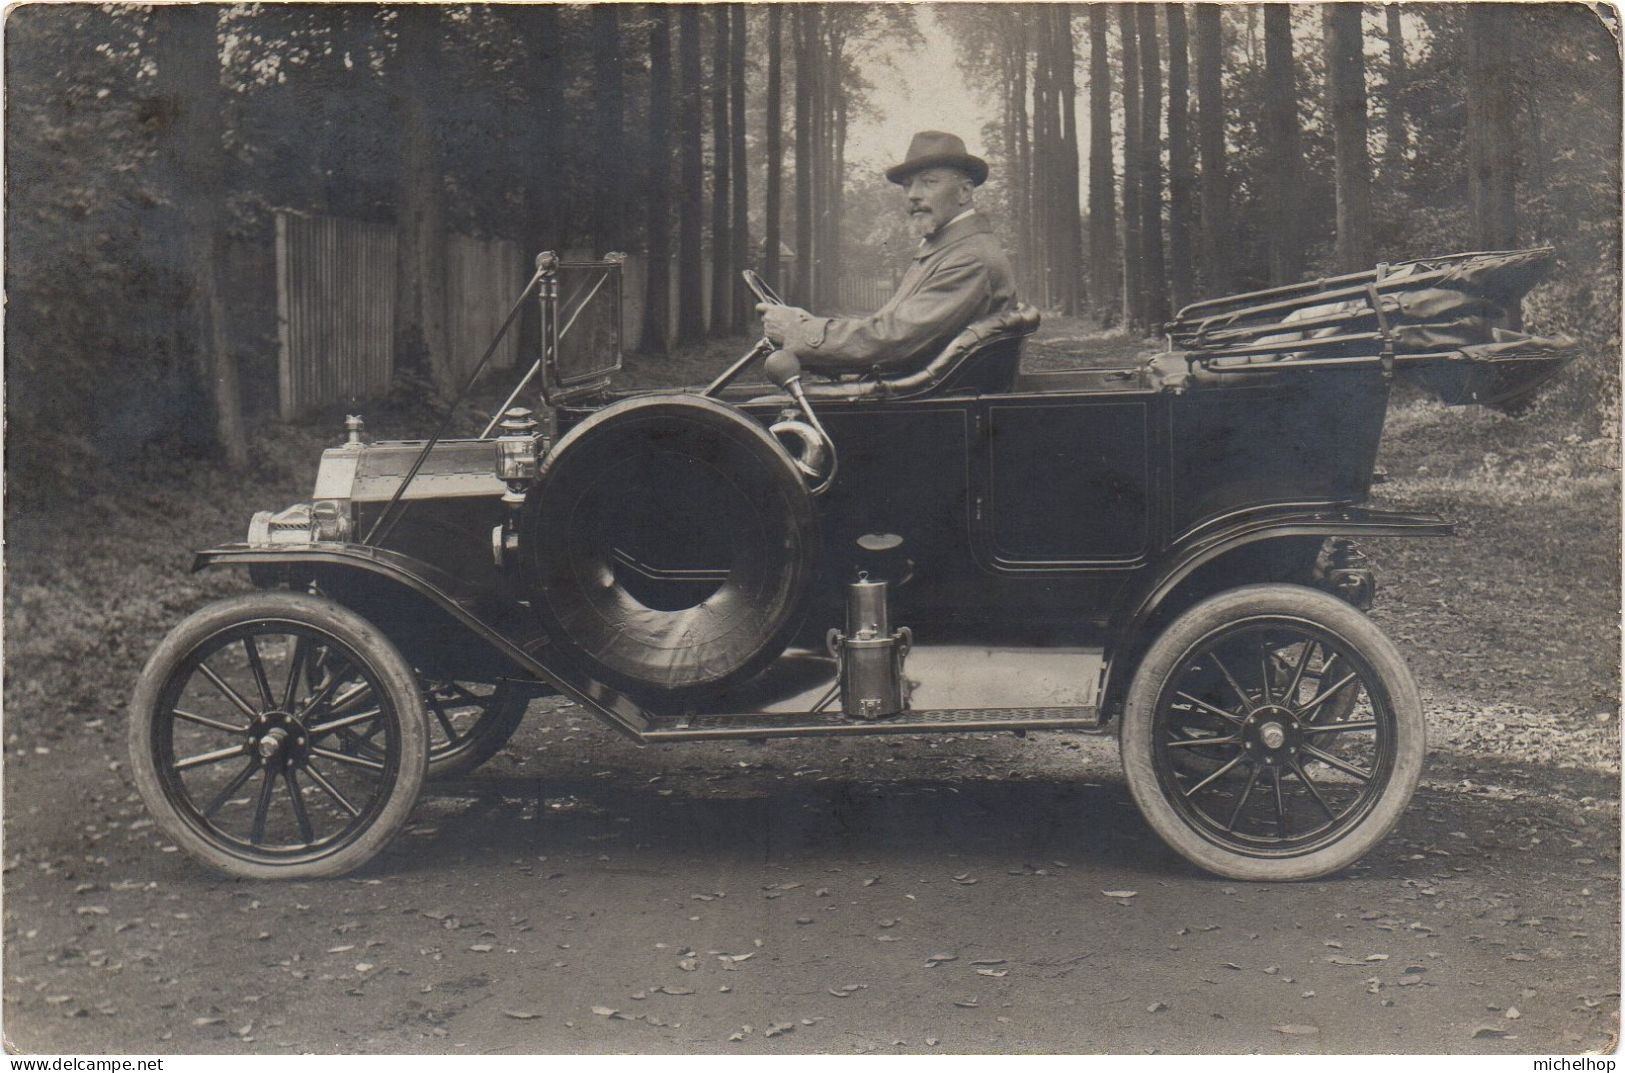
[907,210,936,238]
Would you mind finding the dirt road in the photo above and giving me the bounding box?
[4,702,1617,1054]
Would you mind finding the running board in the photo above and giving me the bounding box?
[641,706,1103,742]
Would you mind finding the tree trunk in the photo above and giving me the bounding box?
[1137,4,1169,328]
[639,5,673,355]
[152,5,246,466]
[392,7,453,396]
[1165,3,1194,311]
[1118,4,1143,331]
[1012,20,1033,300]
[531,6,563,256]
[1325,3,1373,272]
[676,6,706,346]
[1087,4,1119,322]
[764,5,783,292]
[1032,16,1054,309]
[1055,4,1084,315]
[1383,4,1408,175]
[1465,5,1519,321]
[591,6,624,255]
[793,7,813,305]
[729,3,749,332]
[709,7,732,335]
[1263,5,1305,284]
[1194,3,1233,295]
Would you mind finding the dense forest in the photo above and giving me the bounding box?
[6,3,1620,491]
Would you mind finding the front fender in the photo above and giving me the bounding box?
[191,542,654,740]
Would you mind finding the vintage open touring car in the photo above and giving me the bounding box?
[128,247,1576,882]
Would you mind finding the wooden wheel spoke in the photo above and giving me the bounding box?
[1287,757,1337,821]
[1224,763,1263,832]
[1173,691,1245,727]
[172,707,247,735]
[1166,734,1241,749]
[1303,720,1378,736]
[202,760,259,818]
[250,768,277,845]
[310,746,385,772]
[1284,640,1316,705]
[281,636,310,711]
[1257,638,1275,705]
[1302,743,1372,782]
[304,763,359,817]
[242,636,276,710]
[284,771,315,845]
[427,696,462,743]
[1182,752,1245,797]
[1297,671,1358,721]
[305,708,383,738]
[196,663,260,721]
[1208,653,1257,713]
[175,742,249,771]
[1271,766,1288,836]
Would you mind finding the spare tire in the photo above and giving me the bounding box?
[518,394,818,698]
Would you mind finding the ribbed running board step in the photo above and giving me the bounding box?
[641,706,1103,742]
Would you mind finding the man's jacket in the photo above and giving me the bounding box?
[781,212,1017,373]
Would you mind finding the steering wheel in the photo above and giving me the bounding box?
[742,268,784,307]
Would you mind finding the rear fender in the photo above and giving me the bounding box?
[1097,506,1454,718]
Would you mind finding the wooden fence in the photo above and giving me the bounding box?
[834,274,895,314]
[275,210,522,419]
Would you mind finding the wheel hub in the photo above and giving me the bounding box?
[1243,704,1300,765]
[248,711,309,770]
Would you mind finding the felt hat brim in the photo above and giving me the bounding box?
[885,152,989,187]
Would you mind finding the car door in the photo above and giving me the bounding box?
[970,386,1157,573]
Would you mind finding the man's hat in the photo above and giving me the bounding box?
[885,130,989,187]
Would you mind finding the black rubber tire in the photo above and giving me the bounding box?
[1120,584,1425,882]
[128,592,429,880]
[421,678,528,780]
[519,394,818,698]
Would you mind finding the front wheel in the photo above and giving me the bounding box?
[1120,584,1424,882]
[128,592,429,880]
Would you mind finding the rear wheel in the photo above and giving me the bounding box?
[129,592,428,879]
[1120,584,1424,881]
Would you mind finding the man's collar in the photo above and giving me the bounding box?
[914,209,989,259]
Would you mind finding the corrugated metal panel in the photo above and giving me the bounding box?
[275,210,518,418]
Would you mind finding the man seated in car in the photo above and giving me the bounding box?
[757,131,1017,377]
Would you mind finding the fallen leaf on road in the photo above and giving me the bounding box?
[926,953,958,965]
[1472,1026,1510,1039]
[728,1025,753,1042]
[970,959,1006,966]
[765,1022,795,1038]
[678,958,698,972]
[976,969,1007,978]
[503,1010,540,1020]
[326,945,355,954]
[1274,1024,1319,1035]
[1365,954,1390,961]
[192,1017,223,1027]
[653,986,693,996]
[592,1006,619,1018]
[1102,890,1137,899]
[719,952,754,963]
[863,877,880,887]
[1505,1007,1521,1020]
[1148,1002,1167,1013]
[469,944,493,953]
[953,998,979,1008]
